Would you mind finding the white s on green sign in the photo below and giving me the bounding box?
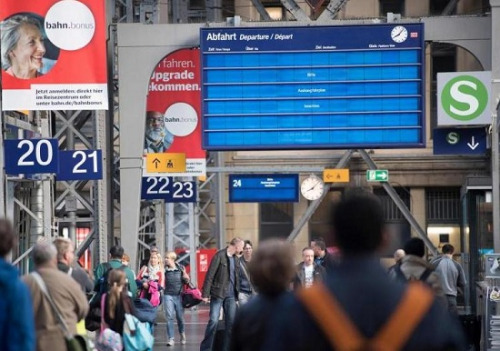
[437,71,491,126]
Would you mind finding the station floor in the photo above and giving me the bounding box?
[153,304,209,350]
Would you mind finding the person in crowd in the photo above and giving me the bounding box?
[122,253,136,280]
[53,237,93,294]
[95,245,137,297]
[0,219,35,351]
[102,269,135,335]
[392,238,445,300]
[293,247,326,290]
[23,241,88,351]
[432,244,467,314]
[262,188,465,351]
[137,251,164,307]
[387,248,405,275]
[163,251,190,346]
[200,237,244,351]
[1,15,46,79]
[230,239,296,351]
[311,238,336,272]
[238,240,255,305]
[144,111,174,153]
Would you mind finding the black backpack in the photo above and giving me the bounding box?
[394,264,433,284]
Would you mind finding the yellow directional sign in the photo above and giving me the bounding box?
[146,153,186,173]
[323,169,350,183]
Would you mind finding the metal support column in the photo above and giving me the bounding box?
[216,152,226,248]
[490,0,500,251]
[358,150,439,256]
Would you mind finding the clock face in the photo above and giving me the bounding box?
[391,26,408,43]
[300,175,325,201]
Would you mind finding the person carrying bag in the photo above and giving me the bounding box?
[32,272,88,351]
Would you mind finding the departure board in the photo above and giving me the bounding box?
[229,174,298,202]
[200,24,425,150]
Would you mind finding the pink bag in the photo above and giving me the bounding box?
[139,280,161,307]
[181,285,203,308]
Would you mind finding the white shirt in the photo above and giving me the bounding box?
[304,265,314,288]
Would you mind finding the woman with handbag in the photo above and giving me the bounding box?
[137,252,164,306]
[164,251,190,346]
[101,269,135,336]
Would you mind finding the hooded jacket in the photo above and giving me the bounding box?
[393,255,445,299]
[0,257,36,351]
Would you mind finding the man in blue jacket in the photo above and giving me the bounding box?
[0,219,35,351]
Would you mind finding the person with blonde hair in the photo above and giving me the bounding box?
[102,269,134,336]
[163,251,190,346]
[137,251,164,306]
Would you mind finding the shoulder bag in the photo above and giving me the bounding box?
[32,272,88,351]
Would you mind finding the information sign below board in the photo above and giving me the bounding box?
[229,174,299,202]
[366,170,389,182]
[200,23,425,150]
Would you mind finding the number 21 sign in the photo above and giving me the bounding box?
[57,150,103,181]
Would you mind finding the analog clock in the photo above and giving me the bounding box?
[391,25,408,43]
[300,174,325,201]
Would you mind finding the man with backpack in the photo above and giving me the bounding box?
[94,245,137,297]
[391,238,445,302]
[262,189,465,351]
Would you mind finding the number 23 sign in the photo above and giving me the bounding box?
[141,177,196,202]
[4,139,102,180]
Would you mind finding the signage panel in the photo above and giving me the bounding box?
[57,150,102,180]
[141,176,196,202]
[229,174,299,202]
[437,71,491,126]
[4,138,59,174]
[323,169,349,183]
[0,0,108,111]
[366,170,389,182]
[433,127,487,155]
[145,153,186,173]
[144,48,206,177]
[200,24,425,150]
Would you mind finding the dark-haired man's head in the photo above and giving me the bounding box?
[0,219,15,258]
[109,245,124,259]
[404,238,425,258]
[311,239,326,257]
[330,189,385,255]
[442,244,454,255]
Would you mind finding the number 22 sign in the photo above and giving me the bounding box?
[141,177,196,202]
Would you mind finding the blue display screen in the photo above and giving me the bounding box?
[200,24,425,150]
[229,174,299,202]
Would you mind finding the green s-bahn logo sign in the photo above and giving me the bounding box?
[437,71,491,126]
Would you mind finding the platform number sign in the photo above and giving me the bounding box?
[57,150,103,181]
[4,139,59,175]
[141,177,196,202]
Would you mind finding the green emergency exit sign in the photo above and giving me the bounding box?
[366,170,389,182]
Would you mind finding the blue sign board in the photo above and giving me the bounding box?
[229,174,299,202]
[433,127,487,155]
[57,150,103,181]
[200,24,425,150]
[141,177,196,202]
[4,139,59,175]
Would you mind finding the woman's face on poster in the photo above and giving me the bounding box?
[9,23,45,74]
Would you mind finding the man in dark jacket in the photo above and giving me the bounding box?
[293,247,326,290]
[311,239,336,272]
[0,219,35,351]
[200,237,244,351]
[262,189,465,351]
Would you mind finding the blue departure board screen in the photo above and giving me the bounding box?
[200,24,425,150]
[229,174,298,202]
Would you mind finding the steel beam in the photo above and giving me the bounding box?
[280,0,310,22]
[317,0,349,22]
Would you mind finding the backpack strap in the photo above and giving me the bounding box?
[297,283,365,351]
[371,283,434,350]
[297,282,434,351]
[419,268,433,282]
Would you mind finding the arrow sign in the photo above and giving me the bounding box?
[433,127,487,155]
[366,170,389,182]
[152,158,161,169]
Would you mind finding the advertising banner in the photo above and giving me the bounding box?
[0,0,108,111]
[143,48,205,177]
